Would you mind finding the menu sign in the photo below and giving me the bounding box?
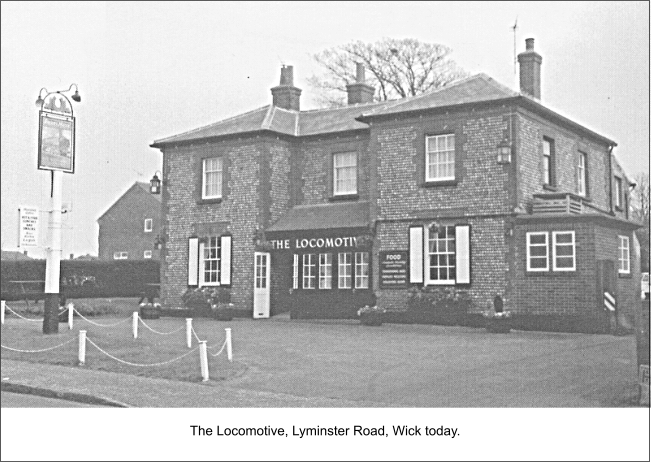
[379,251,408,288]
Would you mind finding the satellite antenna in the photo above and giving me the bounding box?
[512,17,518,89]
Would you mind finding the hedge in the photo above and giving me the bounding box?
[0,260,160,300]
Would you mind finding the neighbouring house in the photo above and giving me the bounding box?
[97,182,162,261]
[150,38,640,332]
[1,250,34,261]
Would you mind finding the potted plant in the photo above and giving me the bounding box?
[140,302,162,320]
[482,310,512,333]
[357,305,386,326]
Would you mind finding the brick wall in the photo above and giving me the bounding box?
[98,185,161,261]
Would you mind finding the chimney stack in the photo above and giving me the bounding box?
[271,65,302,111]
[517,38,542,99]
[346,62,375,105]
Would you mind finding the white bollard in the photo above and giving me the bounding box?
[199,341,209,382]
[1,300,5,325]
[186,318,193,349]
[132,311,138,339]
[225,328,233,362]
[67,302,74,330]
[78,330,87,366]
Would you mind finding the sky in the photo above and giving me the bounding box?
[1,1,649,258]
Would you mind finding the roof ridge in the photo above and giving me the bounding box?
[261,105,275,130]
[154,105,270,144]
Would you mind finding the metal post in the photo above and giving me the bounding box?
[78,330,86,365]
[199,341,209,382]
[67,302,74,330]
[43,170,63,334]
[1,300,5,325]
[132,311,138,339]
[186,318,192,348]
[225,327,233,362]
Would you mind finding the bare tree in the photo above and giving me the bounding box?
[632,172,650,272]
[307,38,469,107]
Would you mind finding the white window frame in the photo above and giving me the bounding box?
[199,236,221,286]
[292,254,299,289]
[618,235,630,274]
[426,134,455,182]
[614,176,623,208]
[338,252,352,289]
[143,250,152,259]
[202,157,223,200]
[333,152,357,196]
[319,253,332,289]
[552,231,576,272]
[577,152,587,197]
[425,225,456,285]
[526,232,549,272]
[113,251,128,260]
[355,252,369,289]
[302,254,316,289]
[144,218,153,233]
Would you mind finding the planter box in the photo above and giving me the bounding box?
[213,309,233,321]
[139,304,161,320]
[359,312,383,326]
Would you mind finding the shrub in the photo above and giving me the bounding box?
[406,286,471,325]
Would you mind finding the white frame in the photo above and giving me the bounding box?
[338,252,352,289]
[333,152,357,196]
[292,254,299,289]
[302,254,315,289]
[202,157,223,200]
[618,235,630,274]
[614,176,623,208]
[144,218,153,232]
[543,138,553,185]
[113,251,128,260]
[425,225,456,285]
[319,253,332,289]
[526,232,549,272]
[199,236,221,286]
[143,250,152,259]
[577,152,587,196]
[354,251,369,289]
[426,134,455,182]
[552,231,576,272]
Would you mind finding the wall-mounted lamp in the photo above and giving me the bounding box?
[497,139,512,164]
[35,84,81,109]
[150,170,162,194]
[428,221,440,234]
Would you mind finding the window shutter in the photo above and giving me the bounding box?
[220,235,232,286]
[187,237,199,286]
[409,226,424,284]
[455,225,471,284]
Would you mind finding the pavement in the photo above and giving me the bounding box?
[0,358,380,408]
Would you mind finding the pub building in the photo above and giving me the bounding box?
[151,39,640,331]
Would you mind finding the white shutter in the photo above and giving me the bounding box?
[455,225,471,284]
[409,226,424,284]
[220,235,232,286]
[187,237,199,286]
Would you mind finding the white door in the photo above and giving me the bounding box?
[253,252,271,318]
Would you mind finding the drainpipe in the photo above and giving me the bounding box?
[608,145,614,215]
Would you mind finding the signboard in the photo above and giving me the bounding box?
[379,251,409,288]
[38,111,75,173]
[18,207,39,247]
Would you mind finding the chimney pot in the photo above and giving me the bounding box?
[518,38,542,99]
[279,65,294,86]
[271,65,301,111]
[355,62,365,83]
[525,38,535,51]
[346,62,375,105]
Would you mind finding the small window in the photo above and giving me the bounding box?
[113,251,128,260]
[143,250,152,259]
[618,235,630,274]
[302,254,315,289]
[355,252,369,289]
[338,252,352,289]
[577,152,588,197]
[426,134,455,182]
[333,152,357,195]
[552,231,576,271]
[200,236,221,286]
[614,176,623,209]
[543,138,555,186]
[319,253,332,289]
[202,157,223,200]
[144,218,153,232]
[292,254,299,289]
[526,232,549,272]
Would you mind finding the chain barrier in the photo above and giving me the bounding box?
[4,305,44,322]
[73,308,132,327]
[208,338,228,357]
[138,316,185,335]
[191,325,202,342]
[85,337,200,367]
[1,336,76,353]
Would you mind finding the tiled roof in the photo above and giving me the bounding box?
[136,182,162,202]
[267,201,370,232]
[1,250,33,261]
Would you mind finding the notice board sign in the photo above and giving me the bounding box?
[38,111,75,173]
[18,207,39,247]
[379,251,408,288]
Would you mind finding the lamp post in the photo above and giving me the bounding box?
[36,84,81,334]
